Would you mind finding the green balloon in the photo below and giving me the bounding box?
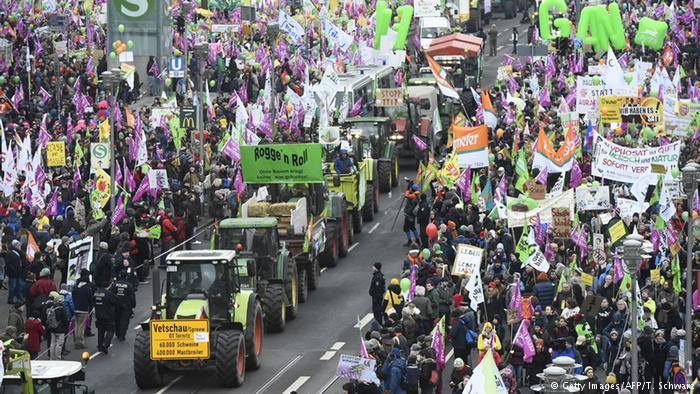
[173,49,181,56]
[488,153,495,163]
[624,134,632,143]
[591,76,601,86]
[592,181,600,186]
[112,41,118,49]
[399,277,411,293]
[165,78,172,87]
[682,211,689,221]
[13,76,20,83]
[68,77,75,85]
[672,168,680,178]
[109,51,116,59]
[0,76,4,84]
[209,80,215,88]
[624,74,633,84]
[127,40,134,49]
[118,24,125,33]
[421,248,431,260]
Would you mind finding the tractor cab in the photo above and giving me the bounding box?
[216,218,279,266]
[163,250,242,324]
[341,117,394,161]
[1,347,91,394]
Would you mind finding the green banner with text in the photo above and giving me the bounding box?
[240,144,324,184]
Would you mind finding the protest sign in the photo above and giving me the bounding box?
[452,125,489,169]
[46,141,66,167]
[323,20,354,52]
[591,133,680,183]
[580,295,605,317]
[240,144,324,184]
[664,100,700,137]
[335,355,378,383]
[506,190,575,228]
[552,208,571,238]
[506,308,519,325]
[575,185,611,211]
[580,273,594,287]
[414,0,441,17]
[67,237,93,286]
[526,248,550,272]
[375,88,404,107]
[616,198,650,222]
[148,169,169,190]
[575,76,636,116]
[607,219,627,245]
[318,126,341,146]
[598,96,663,125]
[451,244,484,277]
[278,11,305,43]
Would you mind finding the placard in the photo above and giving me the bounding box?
[598,96,663,125]
[90,142,110,169]
[335,355,378,383]
[580,272,594,287]
[67,237,93,287]
[452,125,489,169]
[580,295,605,317]
[575,76,636,116]
[551,208,571,238]
[526,181,546,200]
[506,308,518,325]
[375,88,404,107]
[150,320,209,360]
[451,244,484,277]
[607,219,627,244]
[575,185,611,211]
[240,144,324,184]
[318,126,341,146]
[414,0,441,17]
[46,141,66,167]
[591,133,680,183]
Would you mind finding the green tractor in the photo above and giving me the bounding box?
[2,344,92,393]
[133,250,263,389]
[341,116,400,193]
[214,217,296,333]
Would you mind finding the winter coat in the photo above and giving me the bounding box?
[381,357,407,394]
[29,277,58,299]
[72,281,95,313]
[5,248,23,277]
[369,271,385,300]
[533,280,556,307]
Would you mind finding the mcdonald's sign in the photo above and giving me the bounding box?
[180,106,196,129]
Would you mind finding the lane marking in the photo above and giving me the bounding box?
[354,313,373,329]
[348,243,359,252]
[319,376,340,393]
[155,376,183,394]
[319,351,337,360]
[446,348,454,363]
[368,222,381,234]
[255,353,305,394]
[330,342,345,350]
[320,267,327,273]
[282,376,310,394]
[89,351,101,360]
[133,319,150,330]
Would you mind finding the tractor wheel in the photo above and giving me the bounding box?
[308,257,320,290]
[378,160,392,193]
[391,157,399,188]
[285,260,299,320]
[244,300,263,371]
[347,212,355,245]
[352,209,363,234]
[298,267,308,303]
[339,216,349,258]
[263,283,286,333]
[373,181,380,213]
[133,331,164,389]
[215,331,246,387]
[362,184,375,222]
[319,222,339,267]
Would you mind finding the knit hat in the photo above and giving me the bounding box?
[49,291,60,299]
[576,336,586,346]
[454,358,465,369]
[39,267,51,278]
[99,241,109,250]
[373,262,382,271]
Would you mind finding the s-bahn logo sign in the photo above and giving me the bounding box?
[115,0,154,19]
[90,143,110,169]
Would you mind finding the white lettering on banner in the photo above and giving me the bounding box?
[576,76,636,116]
[506,189,575,228]
[591,132,680,183]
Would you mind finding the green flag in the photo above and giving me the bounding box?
[515,150,529,193]
[470,172,479,205]
[672,255,681,295]
[654,214,667,230]
[516,227,530,265]
[649,175,663,205]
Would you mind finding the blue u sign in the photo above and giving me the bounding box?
[169,57,185,78]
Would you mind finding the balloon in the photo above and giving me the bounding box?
[112,41,118,49]
[127,40,134,49]
[118,24,125,33]
[651,88,659,97]
[538,0,568,40]
[601,107,608,115]
[286,103,293,113]
[392,5,413,50]
[671,168,680,178]
[165,78,172,87]
[488,153,495,163]
[400,277,411,293]
[421,248,431,260]
[0,76,4,84]
[496,128,504,138]
[209,80,215,87]
[426,223,438,241]
[624,74,633,84]
[624,134,632,143]
[109,51,116,59]
[13,76,19,83]
[682,211,689,221]
[592,181,600,186]
[173,49,181,56]
[68,77,75,85]
[615,127,623,136]
[634,17,668,51]
[372,0,392,49]
[591,76,600,86]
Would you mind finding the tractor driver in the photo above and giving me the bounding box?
[334,149,354,174]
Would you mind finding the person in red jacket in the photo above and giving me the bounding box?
[29,268,58,301]
[24,313,45,359]
[159,211,178,265]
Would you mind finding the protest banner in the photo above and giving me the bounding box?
[335,355,378,383]
[526,181,546,200]
[46,141,66,167]
[414,0,441,17]
[240,144,324,183]
[506,189,575,228]
[551,208,571,238]
[67,237,93,286]
[616,198,650,222]
[575,185,611,211]
[531,127,579,173]
[664,100,700,137]
[598,96,663,125]
[575,76,636,116]
[452,125,489,169]
[375,88,404,107]
[591,133,680,183]
[451,244,484,277]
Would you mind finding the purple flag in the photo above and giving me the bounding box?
[222,136,240,162]
[509,278,522,319]
[535,166,548,185]
[12,83,24,110]
[496,175,507,200]
[570,159,582,188]
[133,176,149,202]
[650,229,660,253]
[111,194,125,226]
[430,319,445,371]
[412,135,428,152]
[578,226,588,260]
[234,169,245,193]
[38,117,51,149]
[348,97,363,117]
[66,114,74,145]
[39,87,51,106]
[407,265,417,302]
[44,190,59,217]
[534,214,544,245]
[694,190,700,213]
[73,165,81,194]
[456,167,471,202]
[513,319,535,363]
[35,163,46,189]
[613,257,624,282]
[115,160,123,188]
[124,159,136,192]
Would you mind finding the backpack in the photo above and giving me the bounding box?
[461,318,478,346]
[46,305,63,331]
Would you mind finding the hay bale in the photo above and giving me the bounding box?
[247,202,271,217]
[269,202,296,217]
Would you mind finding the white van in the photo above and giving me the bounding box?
[419,16,452,50]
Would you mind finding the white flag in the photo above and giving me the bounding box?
[463,349,508,394]
[432,108,442,136]
[465,271,484,311]
[549,172,565,197]
[603,47,626,89]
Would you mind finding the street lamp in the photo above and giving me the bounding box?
[193,42,209,173]
[682,162,699,377]
[101,68,121,215]
[623,233,643,394]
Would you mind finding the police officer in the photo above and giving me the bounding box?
[93,284,117,354]
[111,270,136,341]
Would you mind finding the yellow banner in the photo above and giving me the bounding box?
[46,141,66,167]
[98,119,110,142]
[598,96,663,125]
[150,320,210,360]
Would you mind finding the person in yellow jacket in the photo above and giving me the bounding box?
[382,278,405,318]
[477,322,502,364]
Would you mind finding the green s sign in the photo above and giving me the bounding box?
[115,0,154,19]
[240,144,324,184]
